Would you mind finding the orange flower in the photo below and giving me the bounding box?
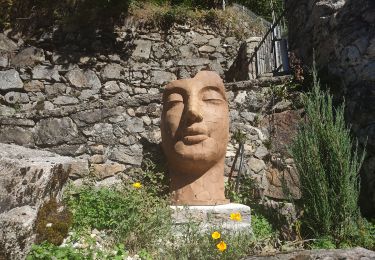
[230,212,242,221]
[132,182,142,189]
[216,241,227,252]
[211,231,221,240]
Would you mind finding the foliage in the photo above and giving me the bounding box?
[232,129,247,144]
[158,222,254,260]
[345,218,375,250]
[1,0,267,37]
[226,175,258,207]
[26,242,85,260]
[140,0,283,21]
[65,183,172,252]
[26,241,129,260]
[251,213,275,240]
[231,0,284,21]
[0,0,12,29]
[128,157,170,198]
[35,198,72,246]
[130,2,265,38]
[289,63,366,244]
[310,236,336,249]
[0,0,132,32]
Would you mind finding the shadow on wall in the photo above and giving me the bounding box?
[1,0,132,34]
[225,42,250,82]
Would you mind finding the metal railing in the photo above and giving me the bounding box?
[249,9,289,78]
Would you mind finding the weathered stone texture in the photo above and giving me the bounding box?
[0,143,77,259]
[10,47,45,67]
[245,247,375,260]
[34,117,81,145]
[0,69,23,90]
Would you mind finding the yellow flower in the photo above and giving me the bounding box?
[211,231,221,240]
[216,241,227,252]
[132,182,142,189]
[230,212,242,221]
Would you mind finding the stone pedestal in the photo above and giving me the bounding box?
[170,203,252,234]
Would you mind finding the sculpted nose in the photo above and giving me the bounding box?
[186,98,203,125]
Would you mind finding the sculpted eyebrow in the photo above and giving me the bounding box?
[200,86,226,101]
[163,86,186,101]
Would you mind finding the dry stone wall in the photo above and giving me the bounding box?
[286,0,375,217]
[0,22,300,229]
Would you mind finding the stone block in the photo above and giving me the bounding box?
[53,96,79,105]
[45,83,67,97]
[91,162,126,180]
[171,203,251,233]
[4,92,29,104]
[0,206,37,260]
[100,63,123,80]
[108,144,143,166]
[11,47,45,67]
[0,143,78,259]
[248,157,266,174]
[31,65,60,81]
[190,32,209,45]
[103,81,121,95]
[244,247,375,260]
[34,117,82,146]
[0,69,23,91]
[0,51,9,67]
[24,80,44,92]
[132,40,152,60]
[198,45,216,53]
[265,166,301,199]
[0,126,34,146]
[66,69,101,89]
[179,44,198,58]
[177,58,210,66]
[0,33,18,51]
[82,123,114,144]
[150,70,177,85]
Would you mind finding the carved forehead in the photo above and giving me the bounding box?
[194,71,224,89]
[164,71,226,95]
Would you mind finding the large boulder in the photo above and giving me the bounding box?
[245,247,375,260]
[0,144,83,260]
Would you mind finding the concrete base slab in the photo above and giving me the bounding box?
[170,203,252,234]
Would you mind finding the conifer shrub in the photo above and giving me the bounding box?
[290,64,366,243]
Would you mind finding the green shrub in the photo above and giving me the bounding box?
[129,157,169,198]
[347,218,375,250]
[65,183,172,252]
[26,242,84,260]
[289,63,365,243]
[159,224,253,260]
[27,241,130,260]
[251,213,275,239]
[310,236,336,249]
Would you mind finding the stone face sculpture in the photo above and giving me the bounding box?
[161,71,229,205]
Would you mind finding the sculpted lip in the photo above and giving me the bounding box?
[183,134,208,144]
[182,126,208,144]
